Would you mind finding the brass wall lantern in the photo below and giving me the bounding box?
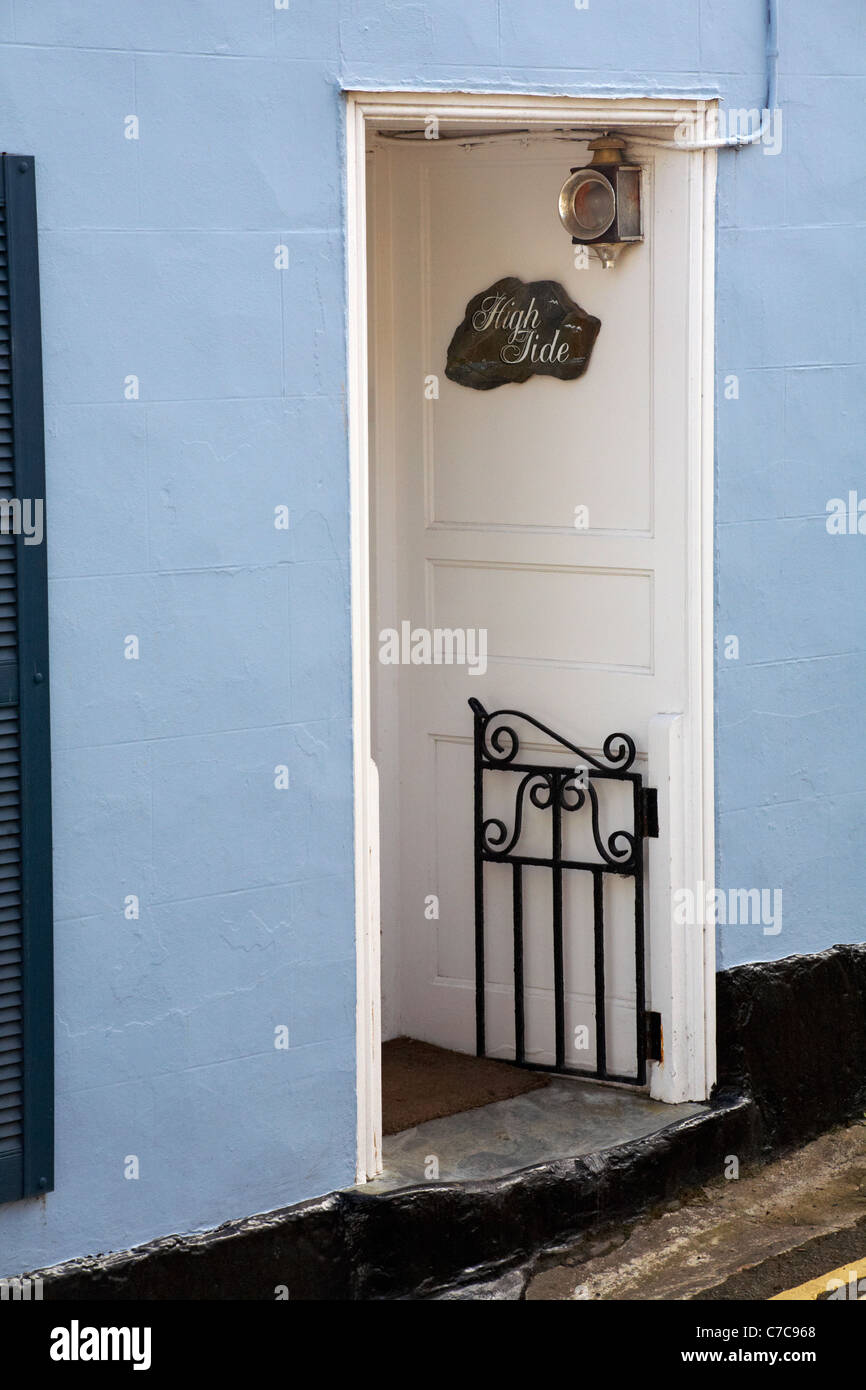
[558,136,643,269]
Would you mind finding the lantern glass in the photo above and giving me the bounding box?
[558,169,616,240]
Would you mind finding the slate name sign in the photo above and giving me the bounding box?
[445,276,601,391]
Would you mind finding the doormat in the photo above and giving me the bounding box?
[382,1036,550,1136]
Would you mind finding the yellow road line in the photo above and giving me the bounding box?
[771,1255,866,1301]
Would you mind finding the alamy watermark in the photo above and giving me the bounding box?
[825,1270,866,1300]
[50,1321,151,1371]
[674,881,782,936]
[0,498,43,546]
[826,491,866,535]
[379,621,487,676]
[0,1275,43,1299]
[674,107,783,156]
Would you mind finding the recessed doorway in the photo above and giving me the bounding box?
[347,91,717,1182]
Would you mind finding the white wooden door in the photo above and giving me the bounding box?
[369,135,692,1079]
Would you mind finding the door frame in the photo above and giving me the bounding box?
[346,89,718,1181]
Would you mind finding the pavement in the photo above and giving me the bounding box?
[433,1116,866,1299]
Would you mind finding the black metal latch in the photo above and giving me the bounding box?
[645,1010,663,1063]
[640,786,659,838]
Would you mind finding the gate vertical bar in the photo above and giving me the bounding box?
[633,780,647,1085]
[592,867,607,1078]
[512,862,525,1064]
[552,772,565,1070]
[472,700,485,1057]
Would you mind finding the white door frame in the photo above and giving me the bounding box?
[346,89,717,1181]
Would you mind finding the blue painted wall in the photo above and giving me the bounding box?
[0,0,861,1270]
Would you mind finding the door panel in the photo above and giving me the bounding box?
[370,136,691,1075]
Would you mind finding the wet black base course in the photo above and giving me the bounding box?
[714,941,866,1152]
[27,943,866,1300]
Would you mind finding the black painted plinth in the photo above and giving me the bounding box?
[23,943,866,1300]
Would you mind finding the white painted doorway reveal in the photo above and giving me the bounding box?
[347,93,717,1182]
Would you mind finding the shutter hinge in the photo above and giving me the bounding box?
[640,785,659,838]
[645,1010,663,1063]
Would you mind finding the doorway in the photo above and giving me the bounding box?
[347,93,717,1182]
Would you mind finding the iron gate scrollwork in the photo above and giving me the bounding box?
[469,698,658,1086]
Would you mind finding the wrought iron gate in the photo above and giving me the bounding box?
[469,698,659,1086]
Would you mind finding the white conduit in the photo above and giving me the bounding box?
[379,0,779,156]
[632,0,779,151]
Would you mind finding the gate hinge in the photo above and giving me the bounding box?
[640,786,659,838]
[645,1010,663,1063]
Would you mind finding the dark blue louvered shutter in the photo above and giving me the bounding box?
[0,155,53,1204]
